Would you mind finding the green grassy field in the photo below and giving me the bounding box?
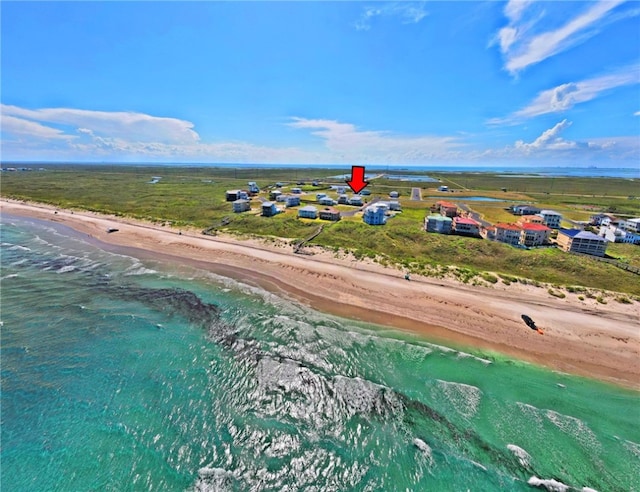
[3,165,639,295]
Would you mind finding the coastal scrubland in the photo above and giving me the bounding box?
[3,164,639,295]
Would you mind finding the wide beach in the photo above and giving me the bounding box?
[3,199,639,389]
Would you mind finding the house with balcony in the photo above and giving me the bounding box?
[510,204,541,216]
[538,210,562,229]
[433,200,458,218]
[557,229,607,257]
[348,195,364,206]
[493,223,522,246]
[363,205,387,225]
[599,223,640,244]
[319,207,341,221]
[338,194,349,204]
[225,190,241,202]
[424,214,452,234]
[248,182,260,194]
[517,214,544,225]
[589,213,616,226]
[452,217,480,237]
[318,196,335,206]
[232,199,251,213]
[261,202,278,217]
[520,223,551,246]
[298,205,318,219]
[284,195,300,207]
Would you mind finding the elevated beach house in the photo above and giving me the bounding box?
[348,195,364,206]
[557,229,607,257]
[284,195,300,207]
[452,217,480,237]
[248,181,260,194]
[424,214,452,234]
[298,205,318,219]
[232,199,251,213]
[363,205,387,225]
[261,201,278,217]
[225,189,241,202]
[389,191,399,199]
[319,207,341,221]
[520,223,551,246]
[318,196,335,206]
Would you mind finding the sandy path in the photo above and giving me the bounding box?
[3,199,639,389]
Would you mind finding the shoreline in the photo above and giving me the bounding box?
[2,199,639,390]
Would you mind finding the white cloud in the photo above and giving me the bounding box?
[1,104,199,144]
[1,114,75,140]
[512,119,607,154]
[489,65,640,124]
[495,0,629,74]
[635,111,640,116]
[355,2,427,31]
[288,117,460,161]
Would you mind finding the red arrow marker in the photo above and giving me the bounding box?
[346,165,369,194]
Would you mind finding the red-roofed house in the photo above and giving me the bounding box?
[435,200,458,218]
[453,216,480,237]
[520,223,551,246]
[494,223,522,246]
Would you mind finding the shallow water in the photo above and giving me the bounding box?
[1,216,638,491]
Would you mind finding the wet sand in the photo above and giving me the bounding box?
[3,199,639,389]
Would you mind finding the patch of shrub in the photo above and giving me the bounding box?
[615,296,632,304]
[578,295,585,301]
[548,288,566,299]
[480,273,499,284]
[596,295,607,304]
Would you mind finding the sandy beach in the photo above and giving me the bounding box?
[3,199,639,390]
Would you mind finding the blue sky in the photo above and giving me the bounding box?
[1,1,639,167]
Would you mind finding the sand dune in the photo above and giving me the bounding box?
[3,199,639,389]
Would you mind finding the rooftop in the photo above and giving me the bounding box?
[454,217,479,225]
[521,223,551,231]
[539,210,562,215]
[495,223,521,231]
[559,229,605,241]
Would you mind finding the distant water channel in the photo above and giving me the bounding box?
[425,196,507,201]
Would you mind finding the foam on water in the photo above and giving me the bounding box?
[2,215,639,492]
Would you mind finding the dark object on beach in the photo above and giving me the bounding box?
[521,314,544,334]
[404,273,411,281]
[521,314,536,329]
[106,228,119,233]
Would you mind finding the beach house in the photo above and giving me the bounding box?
[435,201,458,218]
[589,213,616,226]
[599,225,640,244]
[557,229,607,257]
[348,195,364,206]
[338,194,349,204]
[520,223,551,246]
[538,210,562,229]
[315,193,327,200]
[261,202,278,217]
[363,205,387,225]
[493,223,522,246]
[225,190,241,202]
[452,217,480,237]
[424,215,452,234]
[291,187,302,194]
[318,196,335,206]
[389,191,399,199]
[319,207,341,221]
[298,205,318,219]
[232,199,251,213]
[517,215,544,225]
[510,204,541,216]
[269,190,282,200]
[437,185,449,192]
[284,195,300,207]
[248,182,260,194]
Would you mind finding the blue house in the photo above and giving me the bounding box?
[298,205,318,219]
[284,195,300,207]
[261,201,278,217]
[248,181,260,194]
[363,205,387,225]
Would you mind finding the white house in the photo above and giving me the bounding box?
[538,210,562,229]
[284,195,300,207]
[232,199,251,213]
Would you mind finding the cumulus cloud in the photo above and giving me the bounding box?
[489,65,640,124]
[355,2,427,31]
[1,104,199,144]
[513,119,604,154]
[494,0,630,74]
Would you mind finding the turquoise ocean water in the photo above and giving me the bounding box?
[1,215,638,491]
